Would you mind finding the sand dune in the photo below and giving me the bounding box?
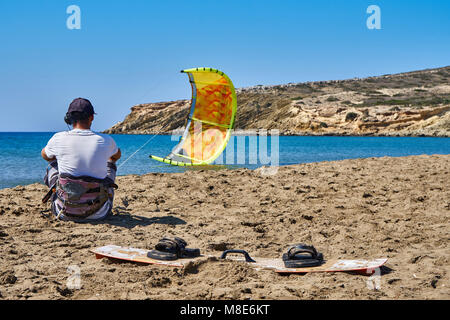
[0,155,449,300]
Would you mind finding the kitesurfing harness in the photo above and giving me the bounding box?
[43,173,118,219]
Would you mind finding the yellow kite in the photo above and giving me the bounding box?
[150,68,237,166]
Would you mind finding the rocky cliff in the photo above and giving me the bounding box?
[104,66,450,137]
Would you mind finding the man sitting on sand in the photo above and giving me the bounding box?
[41,98,121,221]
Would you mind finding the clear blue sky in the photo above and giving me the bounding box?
[0,0,449,132]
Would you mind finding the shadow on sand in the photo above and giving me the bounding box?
[87,207,187,229]
[103,214,186,229]
[39,206,187,229]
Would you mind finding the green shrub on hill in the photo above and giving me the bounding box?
[345,112,358,121]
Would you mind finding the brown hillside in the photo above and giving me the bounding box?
[104,66,450,137]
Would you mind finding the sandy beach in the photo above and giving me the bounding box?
[0,154,449,300]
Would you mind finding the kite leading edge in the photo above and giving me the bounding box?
[149,68,237,166]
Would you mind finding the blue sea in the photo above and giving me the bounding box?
[0,132,449,190]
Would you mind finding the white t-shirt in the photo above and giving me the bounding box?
[45,129,118,179]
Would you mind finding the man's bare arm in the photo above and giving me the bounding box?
[109,148,121,163]
[41,148,56,162]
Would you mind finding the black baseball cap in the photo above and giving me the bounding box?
[68,98,96,115]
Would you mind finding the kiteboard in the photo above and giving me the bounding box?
[219,250,387,275]
[91,246,387,275]
[91,245,207,268]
